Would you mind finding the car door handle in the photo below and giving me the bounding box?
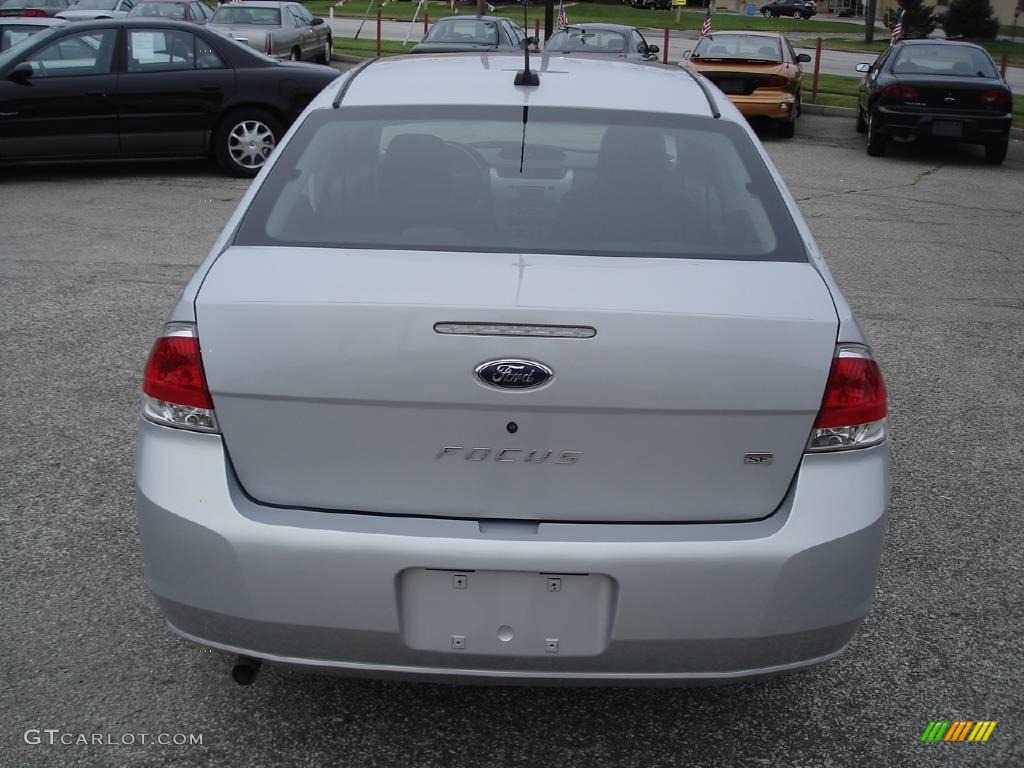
[199,84,221,92]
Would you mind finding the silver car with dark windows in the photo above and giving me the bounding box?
[209,0,330,62]
[136,54,890,685]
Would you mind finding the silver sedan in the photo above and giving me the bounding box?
[208,0,330,63]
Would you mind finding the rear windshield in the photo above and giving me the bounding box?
[71,0,119,9]
[234,106,807,263]
[131,1,185,17]
[546,29,626,53]
[892,44,997,78]
[424,19,497,45]
[693,35,781,62]
[211,5,280,25]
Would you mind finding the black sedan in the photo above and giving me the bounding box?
[631,0,671,9]
[760,0,816,18]
[0,18,340,175]
[855,40,1012,164]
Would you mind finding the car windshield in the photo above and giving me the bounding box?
[1,0,48,7]
[892,44,997,78]
[205,23,277,60]
[130,1,185,17]
[0,23,54,61]
[69,0,119,9]
[693,35,781,62]
[235,106,806,263]
[546,28,627,53]
[211,6,280,25]
[424,19,497,45]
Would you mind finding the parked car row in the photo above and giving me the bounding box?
[0,16,339,175]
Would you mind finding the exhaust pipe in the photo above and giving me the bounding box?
[231,655,262,686]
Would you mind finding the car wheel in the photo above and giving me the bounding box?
[855,104,868,133]
[290,47,301,62]
[866,110,886,157]
[762,8,773,16]
[321,37,332,63]
[214,109,282,178]
[984,139,1008,165]
[793,10,803,18]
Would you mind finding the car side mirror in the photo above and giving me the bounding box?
[9,61,33,81]
[312,17,324,25]
[855,62,871,73]
[796,53,811,63]
[648,44,659,54]
[683,49,692,59]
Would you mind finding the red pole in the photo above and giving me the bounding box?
[534,19,540,44]
[811,37,821,103]
[424,9,428,36]
[662,27,669,64]
[376,9,381,57]
[1000,53,1008,79]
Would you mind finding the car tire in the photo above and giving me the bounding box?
[778,115,795,138]
[866,111,886,157]
[290,47,301,62]
[321,37,332,63]
[794,11,803,19]
[762,8,773,16]
[855,104,868,133]
[214,109,283,178]
[984,139,1008,165]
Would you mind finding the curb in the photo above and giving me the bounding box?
[332,52,371,63]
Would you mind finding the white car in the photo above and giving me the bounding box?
[57,0,134,20]
[135,53,890,686]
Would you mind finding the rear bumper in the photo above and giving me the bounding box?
[135,419,889,684]
[874,106,1012,142]
[728,92,798,121]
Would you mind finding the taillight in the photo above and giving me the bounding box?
[980,89,1010,106]
[807,345,887,452]
[22,8,47,15]
[883,84,919,100]
[266,35,273,56]
[142,323,218,433]
[762,74,788,88]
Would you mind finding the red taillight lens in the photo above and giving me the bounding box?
[980,89,1010,106]
[266,35,273,56]
[143,330,213,409]
[22,8,47,16]
[762,74,789,88]
[883,84,919,100]
[808,345,888,451]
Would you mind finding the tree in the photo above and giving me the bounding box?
[944,0,1000,39]
[892,0,937,39]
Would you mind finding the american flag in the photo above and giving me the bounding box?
[557,0,568,29]
[890,9,904,44]
[700,7,712,37]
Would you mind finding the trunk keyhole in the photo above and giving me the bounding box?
[506,422,518,434]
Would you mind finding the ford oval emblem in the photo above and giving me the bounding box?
[475,359,553,390]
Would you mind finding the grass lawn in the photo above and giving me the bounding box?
[310,0,866,34]
[818,37,1024,68]
[802,72,1023,126]
[334,36,411,56]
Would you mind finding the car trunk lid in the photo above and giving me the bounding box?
[196,247,838,523]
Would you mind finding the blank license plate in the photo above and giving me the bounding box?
[399,569,615,657]
[932,120,963,138]
[717,79,747,94]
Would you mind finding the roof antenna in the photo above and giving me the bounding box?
[514,1,539,86]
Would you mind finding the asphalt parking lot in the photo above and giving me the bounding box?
[2,115,1022,767]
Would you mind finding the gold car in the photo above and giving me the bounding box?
[682,31,811,138]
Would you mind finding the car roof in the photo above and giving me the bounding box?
[700,30,781,40]
[1,16,66,24]
[553,23,635,33]
[220,0,292,7]
[433,15,507,23]
[897,39,988,50]
[314,54,721,119]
